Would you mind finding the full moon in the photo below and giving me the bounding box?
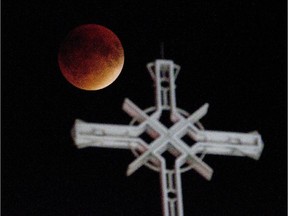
[58,24,124,90]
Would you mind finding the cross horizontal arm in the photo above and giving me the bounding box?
[191,130,264,160]
[72,119,146,149]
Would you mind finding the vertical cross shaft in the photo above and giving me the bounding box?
[158,154,187,216]
[147,60,181,120]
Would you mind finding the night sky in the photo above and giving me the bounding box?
[3,1,286,215]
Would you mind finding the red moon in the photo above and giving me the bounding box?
[58,24,124,90]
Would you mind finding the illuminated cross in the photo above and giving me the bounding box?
[72,59,264,216]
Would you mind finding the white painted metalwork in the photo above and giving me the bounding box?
[72,59,264,216]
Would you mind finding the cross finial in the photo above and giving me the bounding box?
[160,42,165,59]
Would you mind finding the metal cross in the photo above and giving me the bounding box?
[72,59,264,216]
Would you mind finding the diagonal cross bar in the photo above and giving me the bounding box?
[123,99,213,180]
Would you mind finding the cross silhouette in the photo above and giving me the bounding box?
[72,59,264,216]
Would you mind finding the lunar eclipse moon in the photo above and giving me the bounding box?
[58,24,124,90]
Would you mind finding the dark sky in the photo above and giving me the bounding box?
[3,0,286,215]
